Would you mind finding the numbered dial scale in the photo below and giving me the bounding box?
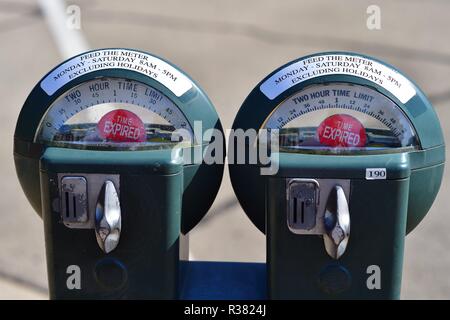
[36,77,193,149]
[263,83,419,153]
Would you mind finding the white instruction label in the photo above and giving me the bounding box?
[260,54,416,103]
[41,49,193,97]
[365,168,387,180]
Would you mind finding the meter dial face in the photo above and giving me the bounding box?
[35,78,193,150]
[262,83,419,154]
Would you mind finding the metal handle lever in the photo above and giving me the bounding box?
[323,185,350,259]
[95,180,121,253]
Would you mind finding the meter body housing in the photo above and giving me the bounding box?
[40,148,182,298]
[229,52,445,299]
[14,49,224,299]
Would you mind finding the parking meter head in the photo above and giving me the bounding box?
[14,48,225,234]
[229,51,445,235]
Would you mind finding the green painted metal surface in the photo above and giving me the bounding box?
[229,51,445,299]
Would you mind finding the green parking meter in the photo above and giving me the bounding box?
[229,52,445,299]
[14,48,224,299]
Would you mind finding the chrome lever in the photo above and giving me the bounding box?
[95,180,121,253]
[323,185,350,259]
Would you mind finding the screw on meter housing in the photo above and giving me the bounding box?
[229,51,445,299]
[14,48,224,299]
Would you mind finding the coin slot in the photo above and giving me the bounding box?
[61,176,88,224]
[65,192,70,218]
[72,196,77,218]
[301,201,305,224]
[288,180,318,231]
[293,198,298,224]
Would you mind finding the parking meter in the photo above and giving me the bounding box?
[14,48,224,299]
[229,52,445,299]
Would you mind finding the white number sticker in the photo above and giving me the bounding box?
[366,168,386,180]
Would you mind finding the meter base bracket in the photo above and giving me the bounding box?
[179,261,267,300]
